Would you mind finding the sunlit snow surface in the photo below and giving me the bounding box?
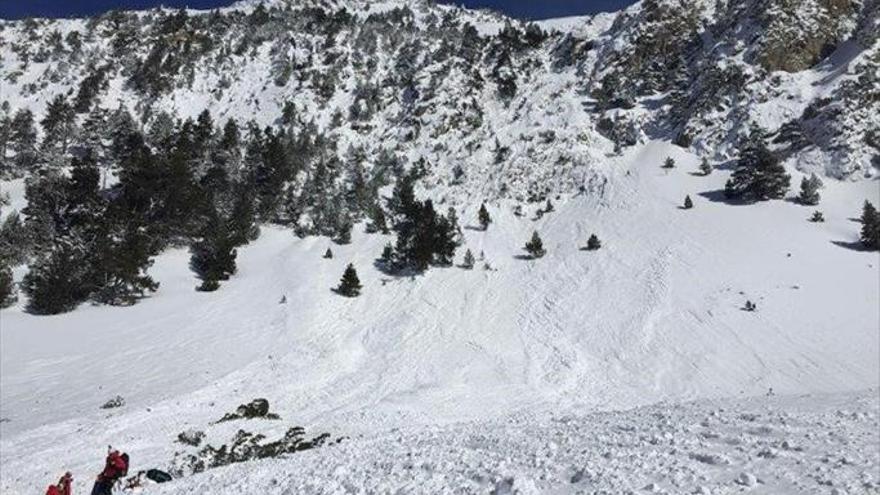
[1,141,878,493]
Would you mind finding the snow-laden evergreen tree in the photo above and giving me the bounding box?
[79,106,109,174]
[0,102,11,175]
[106,104,137,167]
[524,231,546,258]
[40,94,77,164]
[190,206,237,292]
[860,200,879,250]
[380,242,394,265]
[336,263,362,297]
[809,211,825,223]
[0,210,29,265]
[0,256,15,308]
[366,205,389,234]
[478,203,492,230]
[148,111,178,153]
[797,173,823,206]
[586,233,602,251]
[334,220,353,245]
[446,207,463,246]
[683,195,693,209]
[10,108,38,172]
[21,168,70,249]
[544,199,555,213]
[324,248,333,259]
[724,130,790,201]
[662,157,675,169]
[22,235,92,314]
[699,158,712,176]
[462,249,475,270]
[91,223,159,305]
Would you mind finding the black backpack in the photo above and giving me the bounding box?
[145,469,172,483]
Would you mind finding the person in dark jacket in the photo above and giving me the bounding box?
[91,449,128,495]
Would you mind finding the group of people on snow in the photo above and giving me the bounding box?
[46,448,171,495]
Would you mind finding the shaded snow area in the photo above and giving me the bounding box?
[155,391,880,494]
[1,142,878,493]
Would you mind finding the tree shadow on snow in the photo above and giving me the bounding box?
[831,240,872,252]
[697,189,752,206]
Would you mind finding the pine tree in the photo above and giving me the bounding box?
[699,158,712,176]
[462,249,475,270]
[0,256,16,308]
[380,242,394,264]
[40,94,77,162]
[797,173,823,206]
[0,211,29,265]
[683,195,693,209]
[662,157,675,169]
[148,111,177,152]
[446,207,463,245]
[227,184,258,246]
[22,236,92,315]
[478,202,492,230]
[91,223,159,305]
[10,108,38,171]
[809,211,825,223]
[860,200,880,250]
[335,263,362,297]
[586,234,602,251]
[194,109,215,157]
[323,248,333,259]
[190,207,237,291]
[334,220,353,245]
[544,199,555,213]
[433,211,458,266]
[725,133,790,201]
[524,231,546,258]
[366,205,389,234]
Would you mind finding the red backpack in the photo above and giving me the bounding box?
[119,453,130,477]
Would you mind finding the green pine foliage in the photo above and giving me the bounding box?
[0,257,16,308]
[478,203,492,230]
[699,158,712,176]
[861,201,880,250]
[797,173,823,206]
[524,231,546,258]
[336,263,362,297]
[190,206,238,292]
[725,131,790,201]
[462,249,475,269]
[22,236,92,315]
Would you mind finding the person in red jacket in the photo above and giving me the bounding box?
[90,449,128,495]
[45,472,73,495]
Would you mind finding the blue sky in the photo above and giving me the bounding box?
[0,0,635,20]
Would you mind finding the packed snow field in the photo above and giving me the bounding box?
[155,391,880,494]
[2,142,878,493]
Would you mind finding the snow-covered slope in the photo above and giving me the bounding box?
[0,0,879,492]
[2,141,878,493]
[0,0,876,191]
